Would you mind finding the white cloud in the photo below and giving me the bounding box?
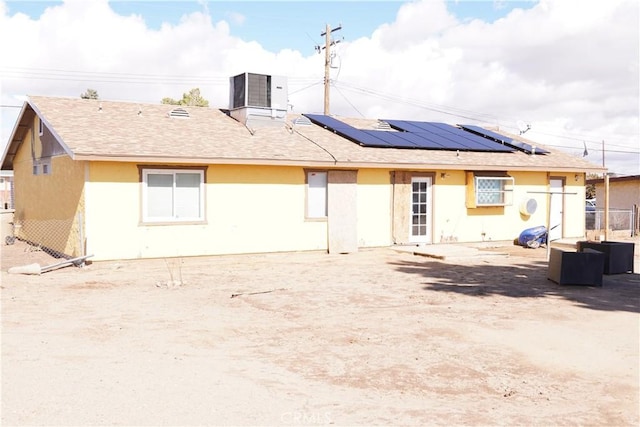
[225,11,245,26]
[0,0,638,174]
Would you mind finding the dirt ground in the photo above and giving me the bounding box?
[1,240,639,426]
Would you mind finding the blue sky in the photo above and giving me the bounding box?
[4,1,537,53]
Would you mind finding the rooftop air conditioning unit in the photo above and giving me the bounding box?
[229,72,287,111]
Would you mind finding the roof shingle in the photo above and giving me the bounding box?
[1,96,606,173]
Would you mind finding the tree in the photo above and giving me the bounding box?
[80,89,99,100]
[586,173,598,199]
[161,88,209,107]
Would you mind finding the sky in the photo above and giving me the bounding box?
[1,0,638,175]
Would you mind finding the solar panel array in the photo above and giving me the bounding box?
[458,124,549,155]
[303,114,516,153]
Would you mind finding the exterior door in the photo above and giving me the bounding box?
[410,177,432,243]
[549,178,564,241]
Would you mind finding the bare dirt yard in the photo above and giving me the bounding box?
[1,240,639,426]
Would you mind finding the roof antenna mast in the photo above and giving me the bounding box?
[316,23,342,115]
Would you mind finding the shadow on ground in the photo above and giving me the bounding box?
[390,258,640,313]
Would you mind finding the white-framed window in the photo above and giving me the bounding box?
[38,118,44,136]
[306,170,327,218]
[141,168,205,223]
[475,176,514,206]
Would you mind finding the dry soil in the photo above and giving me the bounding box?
[1,240,639,426]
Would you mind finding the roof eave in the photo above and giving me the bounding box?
[71,153,607,173]
[1,101,30,170]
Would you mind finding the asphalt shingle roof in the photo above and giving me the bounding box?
[2,95,605,173]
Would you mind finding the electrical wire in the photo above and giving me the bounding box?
[333,84,365,118]
[333,81,639,154]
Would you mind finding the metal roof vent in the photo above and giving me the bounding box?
[292,116,312,126]
[377,120,391,130]
[168,107,189,119]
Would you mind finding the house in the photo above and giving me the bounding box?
[0,170,13,209]
[1,73,605,261]
[587,175,640,211]
[587,174,640,234]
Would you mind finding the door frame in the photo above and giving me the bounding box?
[409,176,433,243]
[549,177,565,241]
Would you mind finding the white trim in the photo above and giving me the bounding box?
[306,170,327,219]
[409,176,432,243]
[141,168,205,223]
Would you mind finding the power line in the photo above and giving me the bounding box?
[334,81,638,150]
[288,80,323,95]
[333,84,365,118]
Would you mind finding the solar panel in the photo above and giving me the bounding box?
[458,124,549,154]
[305,114,392,147]
[362,130,419,149]
[303,114,518,153]
[385,120,514,152]
[408,121,483,151]
[305,114,352,130]
[383,130,448,149]
[428,122,514,152]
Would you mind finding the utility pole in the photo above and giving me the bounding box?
[316,24,342,115]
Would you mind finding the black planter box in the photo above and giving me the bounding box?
[576,241,635,274]
[548,247,605,286]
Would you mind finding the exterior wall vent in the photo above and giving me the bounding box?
[377,120,391,130]
[292,116,312,126]
[168,107,189,119]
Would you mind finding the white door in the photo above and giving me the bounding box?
[410,177,432,243]
[549,178,563,241]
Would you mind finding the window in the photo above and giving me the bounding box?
[475,176,514,206]
[38,118,44,136]
[32,159,51,176]
[306,171,327,218]
[142,168,205,223]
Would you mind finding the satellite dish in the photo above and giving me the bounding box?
[517,120,531,135]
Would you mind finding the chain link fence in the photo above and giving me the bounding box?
[6,214,84,259]
[586,208,637,235]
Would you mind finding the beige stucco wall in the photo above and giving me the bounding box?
[86,163,310,260]
[594,179,640,210]
[12,121,85,256]
[432,170,544,242]
[356,169,392,248]
[86,163,397,261]
[430,170,585,242]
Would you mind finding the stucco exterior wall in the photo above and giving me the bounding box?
[431,170,549,242]
[594,179,640,210]
[430,171,585,242]
[86,163,327,260]
[12,122,85,256]
[356,169,392,248]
